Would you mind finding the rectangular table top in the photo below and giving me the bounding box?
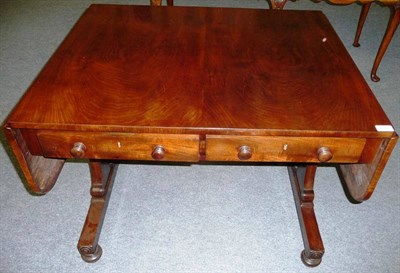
[6,4,395,138]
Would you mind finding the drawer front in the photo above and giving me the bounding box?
[37,131,200,162]
[206,135,366,163]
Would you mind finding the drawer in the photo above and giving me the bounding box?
[206,135,366,163]
[37,131,200,162]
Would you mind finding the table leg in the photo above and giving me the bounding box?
[288,165,324,267]
[77,161,118,263]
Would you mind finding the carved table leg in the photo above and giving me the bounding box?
[370,4,399,82]
[77,161,118,263]
[288,165,324,267]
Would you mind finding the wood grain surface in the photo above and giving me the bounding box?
[5,5,394,138]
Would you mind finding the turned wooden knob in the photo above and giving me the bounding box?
[238,145,252,160]
[317,147,333,162]
[70,142,86,158]
[151,145,165,160]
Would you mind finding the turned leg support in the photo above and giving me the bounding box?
[288,165,324,267]
[77,161,118,263]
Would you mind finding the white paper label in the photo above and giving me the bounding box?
[375,125,394,132]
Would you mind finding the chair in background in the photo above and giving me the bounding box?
[270,1,399,82]
[353,2,399,82]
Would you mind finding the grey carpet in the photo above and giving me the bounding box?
[0,1,399,272]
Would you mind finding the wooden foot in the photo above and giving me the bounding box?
[288,165,324,267]
[77,161,118,263]
[80,244,103,263]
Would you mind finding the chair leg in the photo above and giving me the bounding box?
[150,0,173,6]
[150,0,162,6]
[270,0,288,10]
[353,3,372,47]
[370,4,399,82]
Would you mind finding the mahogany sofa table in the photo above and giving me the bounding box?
[3,4,397,267]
